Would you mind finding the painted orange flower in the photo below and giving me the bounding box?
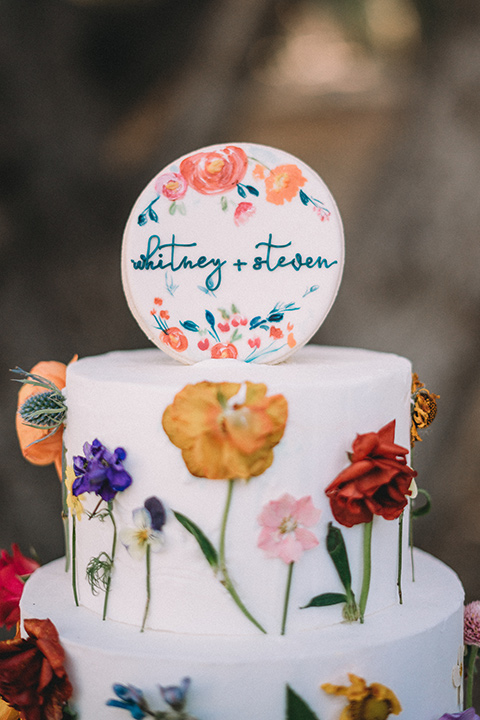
[0,618,73,720]
[321,674,402,720]
[162,381,288,480]
[210,342,238,359]
[180,146,248,195]
[161,327,188,352]
[16,359,76,480]
[264,164,307,205]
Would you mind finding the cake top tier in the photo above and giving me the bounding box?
[121,143,344,364]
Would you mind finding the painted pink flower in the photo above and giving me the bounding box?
[154,172,188,201]
[218,322,230,333]
[231,314,248,327]
[248,337,261,349]
[258,494,321,564]
[234,202,256,226]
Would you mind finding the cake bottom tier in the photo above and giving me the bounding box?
[21,550,464,720]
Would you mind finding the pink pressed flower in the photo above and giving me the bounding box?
[154,172,188,201]
[234,202,256,226]
[465,601,480,646]
[258,493,321,564]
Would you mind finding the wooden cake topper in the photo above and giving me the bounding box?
[122,142,344,364]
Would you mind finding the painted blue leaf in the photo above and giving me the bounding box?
[205,310,216,327]
[246,185,259,196]
[259,324,269,331]
[237,184,247,198]
[149,207,158,222]
[180,320,200,332]
[249,316,263,329]
[138,213,147,226]
[268,312,284,323]
[299,189,309,206]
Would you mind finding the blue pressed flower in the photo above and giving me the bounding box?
[106,684,147,719]
[72,439,132,501]
[159,677,191,712]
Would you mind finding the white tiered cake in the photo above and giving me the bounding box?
[12,144,464,720]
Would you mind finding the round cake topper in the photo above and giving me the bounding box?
[122,142,344,364]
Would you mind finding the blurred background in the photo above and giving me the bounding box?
[1,0,479,663]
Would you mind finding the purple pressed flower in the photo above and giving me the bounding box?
[144,496,167,532]
[159,677,191,712]
[438,710,480,720]
[465,602,480,646]
[72,438,132,501]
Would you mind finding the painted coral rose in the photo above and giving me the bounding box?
[325,420,417,528]
[162,381,288,480]
[0,618,72,720]
[16,359,75,480]
[161,327,188,352]
[179,146,248,195]
[154,171,188,201]
[264,164,307,205]
[0,545,39,629]
[210,342,238,359]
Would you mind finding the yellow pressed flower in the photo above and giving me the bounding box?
[321,674,402,720]
[65,464,85,520]
[411,373,439,446]
[162,381,288,480]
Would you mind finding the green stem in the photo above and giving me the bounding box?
[72,515,79,606]
[102,502,117,621]
[409,497,415,582]
[397,511,403,604]
[281,562,294,635]
[359,521,373,624]
[61,445,70,572]
[466,644,478,709]
[141,544,151,633]
[219,480,266,634]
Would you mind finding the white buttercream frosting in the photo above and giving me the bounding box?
[63,345,412,636]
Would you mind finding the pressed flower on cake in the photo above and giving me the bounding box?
[0,618,72,720]
[0,545,39,629]
[162,380,288,480]
[321,674,402,720]
[15,359,76,479]
[325,420,417,528]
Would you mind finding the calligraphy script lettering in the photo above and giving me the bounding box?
[130,235,226,291]
[253,235,338,272]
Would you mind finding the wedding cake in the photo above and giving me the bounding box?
[5,144,464,720]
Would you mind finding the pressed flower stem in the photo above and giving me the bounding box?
[409,497,415,582]
[72,515,79,607]
[359,520,373,624]
[281,562,294,636]
[141,544,151,633]
[61,445,70,573]
[397,511,403,604]
[219,480,267,634]
[466,644,479,709]
[103,502,117,622]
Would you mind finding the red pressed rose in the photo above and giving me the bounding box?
[180,146,248,195]
[160,327,188,352]
[325,420,417,528]
[210,343,238,359]
[0,618,72,720]
[0,545,40,629]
